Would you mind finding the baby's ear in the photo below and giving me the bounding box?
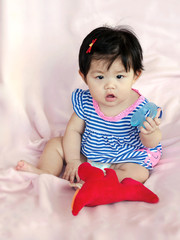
[135,70,142,79]
[133,70,142,83]
[79,70,86,82]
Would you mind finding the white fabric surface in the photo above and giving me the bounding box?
[0,0,180,239]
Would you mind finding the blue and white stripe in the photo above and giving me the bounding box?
[72,88,162,169]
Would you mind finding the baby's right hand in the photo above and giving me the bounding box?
[63,160,82,183]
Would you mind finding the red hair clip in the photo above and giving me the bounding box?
[86,39,97,53]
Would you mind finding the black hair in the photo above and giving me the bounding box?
[79,26,144,78]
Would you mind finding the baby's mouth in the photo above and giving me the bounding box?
[107,94,115,98]
[105,93,116,101]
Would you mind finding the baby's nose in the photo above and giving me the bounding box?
[105,80,116,89]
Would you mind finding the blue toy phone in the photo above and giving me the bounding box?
[131,102,162,129]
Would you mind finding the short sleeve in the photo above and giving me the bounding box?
[72,89,85,120]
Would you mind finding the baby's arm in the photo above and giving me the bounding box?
[139,108,162,148]
[63,112,85,183]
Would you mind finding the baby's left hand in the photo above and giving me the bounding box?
[140,108,161,135]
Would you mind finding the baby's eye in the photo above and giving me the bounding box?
[116,75,124,79]
[96,75,104,80]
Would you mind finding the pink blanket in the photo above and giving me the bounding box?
[1,0,180,239]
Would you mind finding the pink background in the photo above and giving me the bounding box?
[0,0,180,239]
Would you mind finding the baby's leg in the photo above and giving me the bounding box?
[110,163,149,183]
[16,137,64,176]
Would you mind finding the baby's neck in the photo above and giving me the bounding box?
[99,104,127,117]
[99,91,139,117]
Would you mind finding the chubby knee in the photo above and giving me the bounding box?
[46,136,64,158]
[47,136,63,145]
[112,163,149,183]
[134,168,149,183]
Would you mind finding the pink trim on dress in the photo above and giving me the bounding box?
[136,148,161,167]
[92,88,145,122]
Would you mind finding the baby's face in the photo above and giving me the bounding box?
[84,57,140,115]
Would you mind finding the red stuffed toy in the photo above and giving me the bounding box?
[71,162,159,216]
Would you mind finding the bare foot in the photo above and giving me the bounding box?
[16,160,47,175]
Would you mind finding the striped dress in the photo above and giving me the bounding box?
[72,88,162,170]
